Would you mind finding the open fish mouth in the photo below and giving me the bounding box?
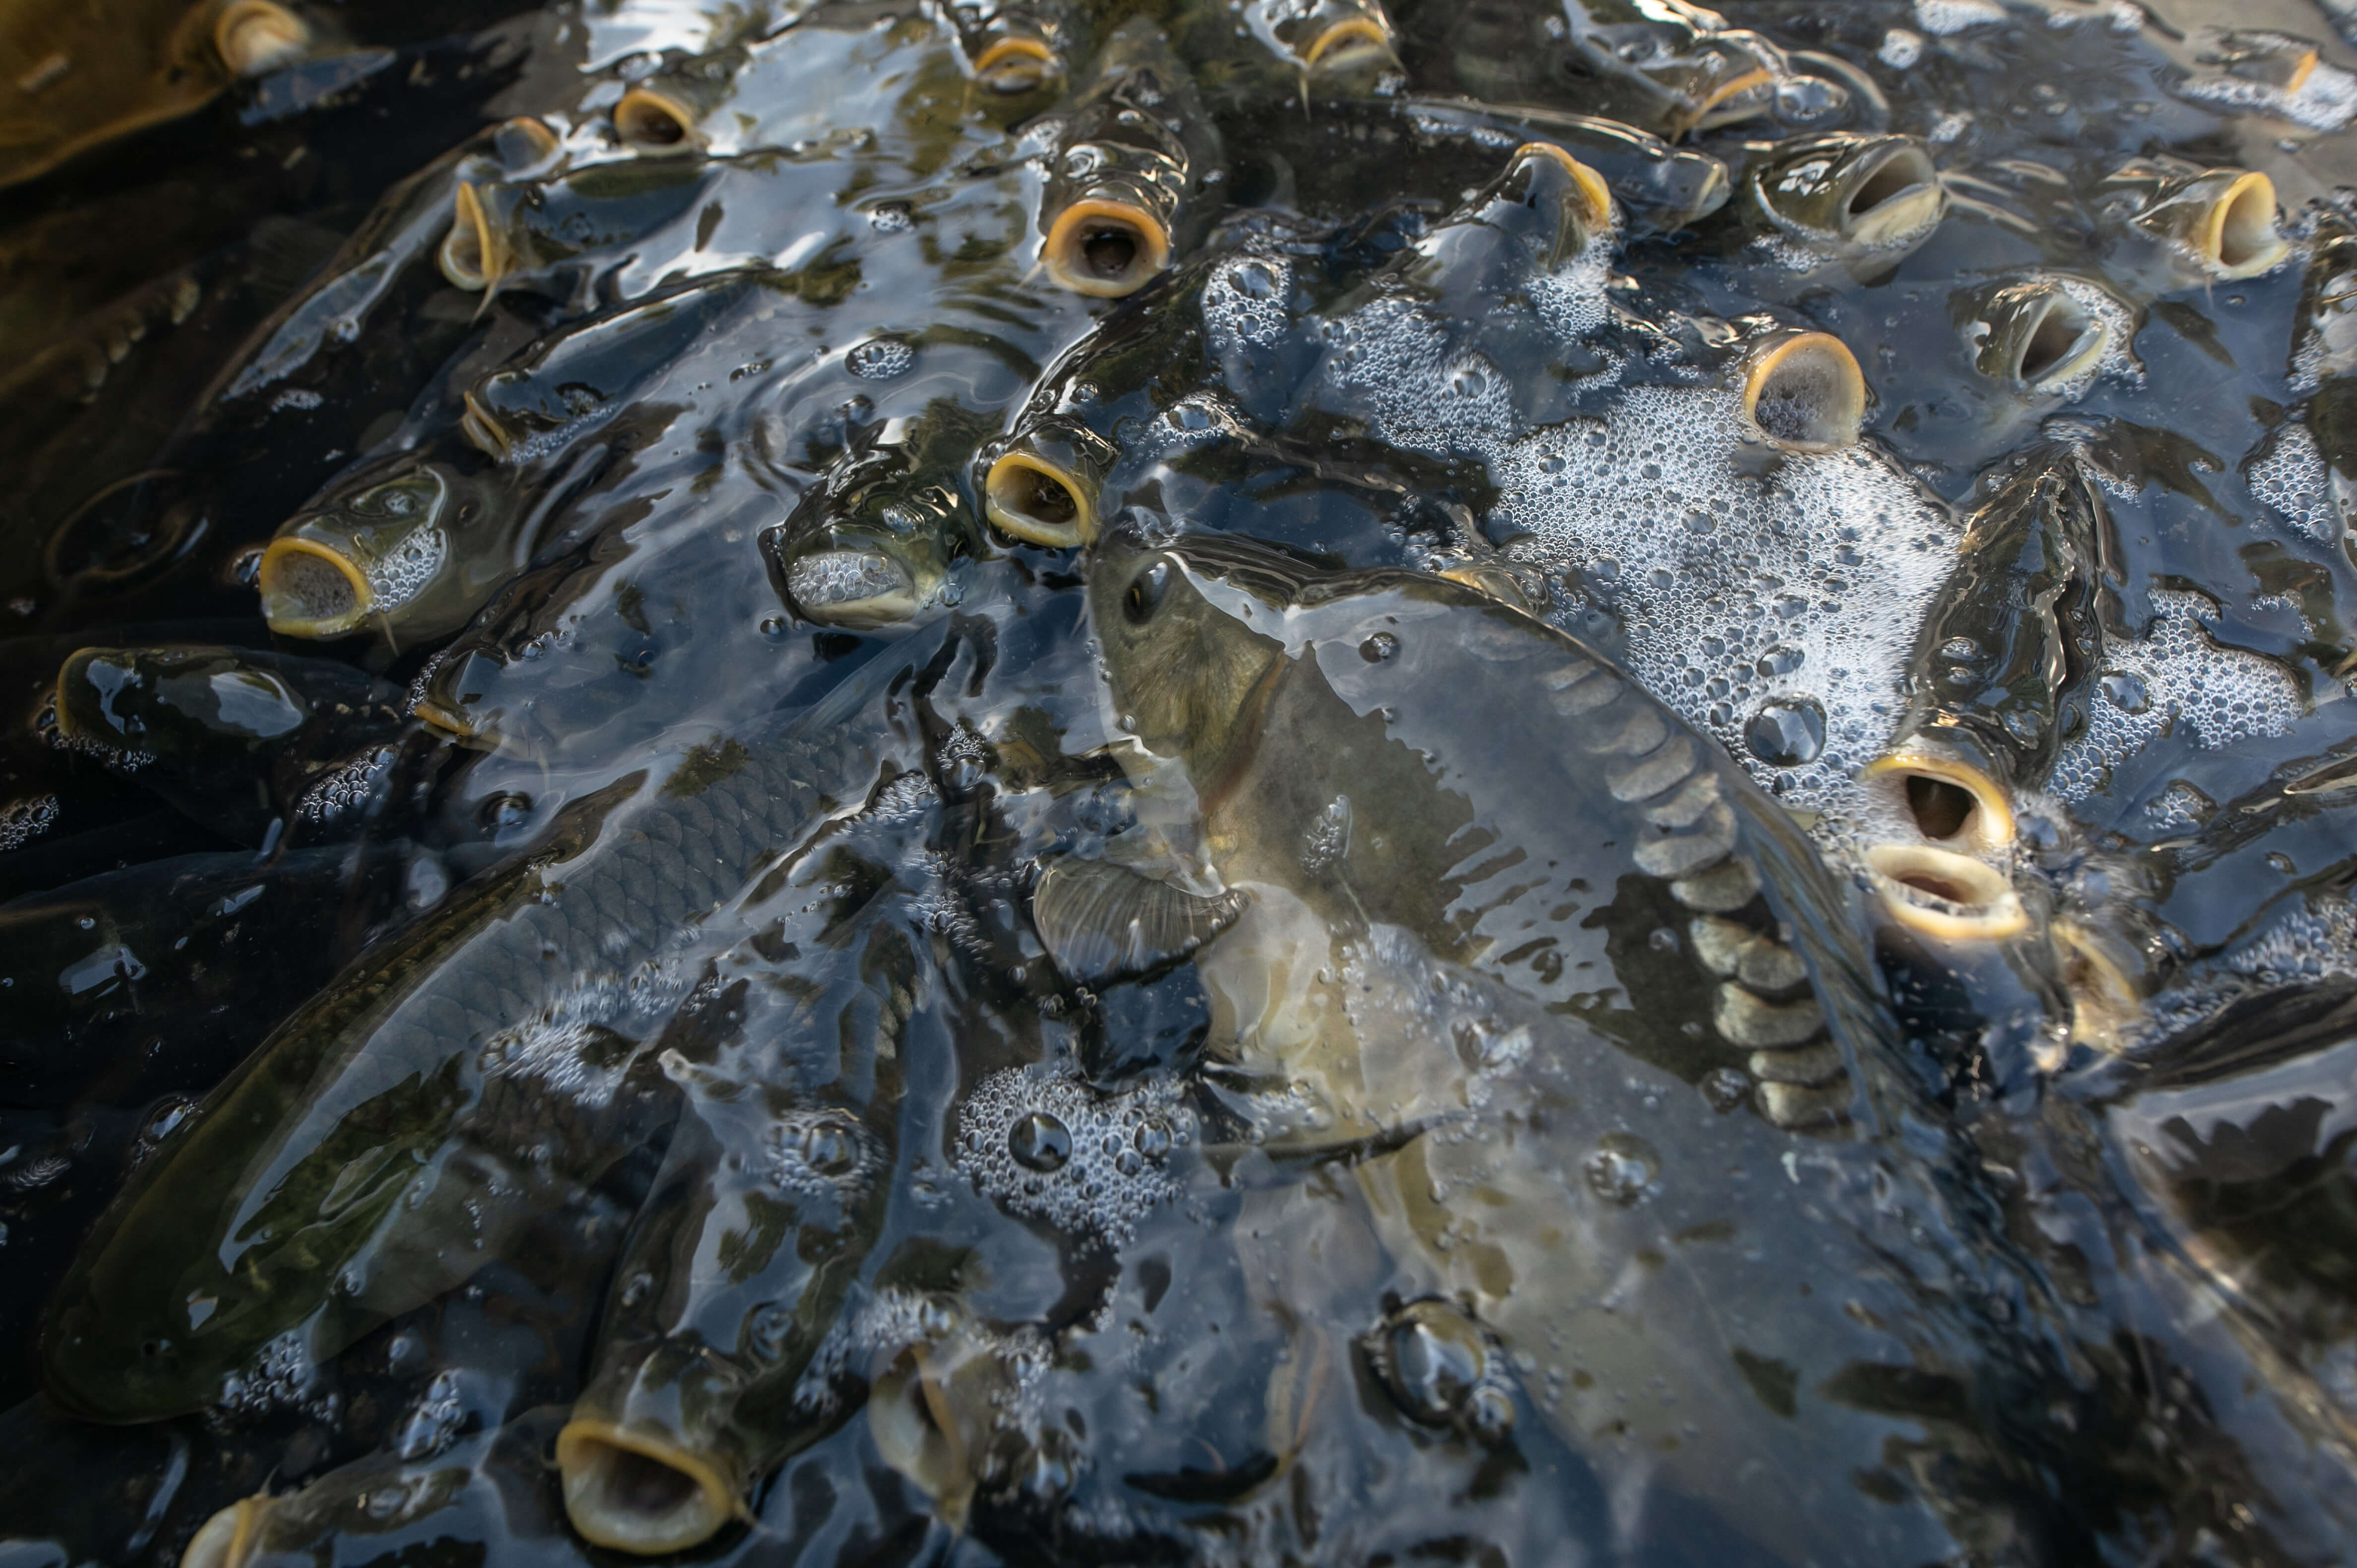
[557,1420,744,1555]
[1865,843,2029,942]
[256,537,374,637]
[786,547,922,627]
[1044,198,1173,297]
[1987,282,2112,394]
[1862,752,2015,855]
[1837,139,1943,250]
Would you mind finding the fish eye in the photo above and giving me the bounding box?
[1122,560,1171,625]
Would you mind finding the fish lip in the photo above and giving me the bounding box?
[1836,139,1944,251]
[613,87,703,154]
[1302,16,1399,75]
[2004,285,2107,394]
[181,1497,269,1568]
[2198,170,2288,279]
[257,537,375,638]
[971,35,1061,93]
[557,1418,745,1555]
[783,545,922,627]
[1043,198,1172,299]
[1863,844,2028,942]
[985,450,1097,547]
[438,182,504,292]
[1739,331,1866,452]
[1861,750,2015,854]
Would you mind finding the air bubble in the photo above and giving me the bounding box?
[1008,1111,1072,1172]
[1747,698,1826,766]
[1583,1133,1659,1205]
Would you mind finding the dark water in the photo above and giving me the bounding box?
[4,0,2357,1563]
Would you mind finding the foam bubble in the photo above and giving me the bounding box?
[0,795,58,851]
[479,964,688,1107]
[2048,589,2306,801]
[365,524,448,613]
[1913,0,2007,35]
[2174,59,2357,132]
[2246,422,2346,545]
[298,746,396,824]
[1878,29,1924,68]
[1321,293,1956,814]
[955,1064,1193,1246]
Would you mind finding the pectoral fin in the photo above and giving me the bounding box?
[1031,859,1245,987]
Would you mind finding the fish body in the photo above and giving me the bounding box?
[1078,530,2046,1561]
[40,638,931,1424]
[51,642,408,843]
[1034,19,1222,298]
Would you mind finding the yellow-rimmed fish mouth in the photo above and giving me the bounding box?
[2196,171,2287,280]
[1671,60,1777,135]
[1302,16,1396,73]
[1841,141,1943,250]
[1862,751,2015,853]
[409,694,477,739]
[1044,198,1172,298]
[459,390,513,460]
[2056,917,2142,1055]
[2001,285,2107,393]
[180,1497,266,1568]
[212,0,308,77]
[1512,141,1615,236]
[557,1419,744,1555]
[257,537,373,637]
[614,87,700,152]
[1741,332,1865,452]
[985,451,1096,547]
[493,114,561,166]
[438,183,507,292]
[1864,844,2029,942]
[972,36,1059,93]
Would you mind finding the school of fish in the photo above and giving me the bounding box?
[4,0,2357,1562]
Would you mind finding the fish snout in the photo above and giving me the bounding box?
[1739,331,1866,451]
[557,1418,745,1555]
[1837,137,1944,252]
[983,421,1115,548]
[1043,194,1174,299]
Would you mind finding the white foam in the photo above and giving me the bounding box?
[2246,421,2346,545]
[0,795,57,851]
[2048,588,2307,801]
[1877,29,1924,68]
[2173,58,2357,133]
[954,1063,1193,1247]
[478,965,687,1107]
[1320,293,1957,814]
[1912,0,2007,36]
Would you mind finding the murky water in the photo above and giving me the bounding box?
[5,0,2357,1562]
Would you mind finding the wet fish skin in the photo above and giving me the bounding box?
[1034,19,1222,297]
[1897,441,2117,793]
[1080,529,2061,1561]
[50,643,409,845]
[560,792,934,1546]
[39,636,937,1424]
[764,394,994,628]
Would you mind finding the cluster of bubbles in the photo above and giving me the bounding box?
[955,1063,1194,1246]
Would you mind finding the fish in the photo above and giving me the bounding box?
[1063,527,2057,1561]
[1554,0,1794,136]
[1727,130,1948,281]
[764,398,992,628]
[39,631,938,1425]
[1033,19,1221,298]
[0,0,322,190]
[555,772,937,1553]
[49,642,409,844]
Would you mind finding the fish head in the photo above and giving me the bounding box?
[1087,529,1286,781]
[43,1254,261,1422]
[258,460,459,638]
[1749,133,1945,260]
[765,439,958,629]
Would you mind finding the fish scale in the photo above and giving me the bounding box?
[40,640,932,1425]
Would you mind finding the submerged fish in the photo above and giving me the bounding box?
[1062,527,2061,1561]
[39,635,936,1425]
